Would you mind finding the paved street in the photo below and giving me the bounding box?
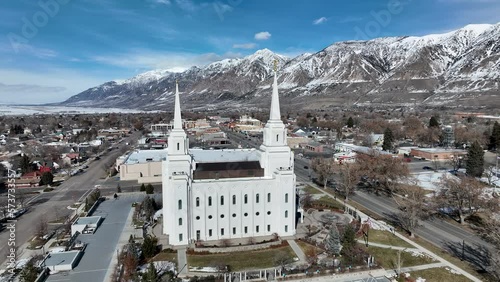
[0,132,140,268]
[46,194,144,282]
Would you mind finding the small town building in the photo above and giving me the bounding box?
[410,148,467,161]
[71,216,102,236]
[119,149,166,183]
[42,251,83,271]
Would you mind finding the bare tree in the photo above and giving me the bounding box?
[300,192,313,209]
[273,252,293,270]
[36,216,48,238]
[335,162,361,201]
[61,162,73,180]
[356,151,410,194]
[311,157,336,189]
[437,175,497,224]
[447,152,463,171]
[394,185,428,238]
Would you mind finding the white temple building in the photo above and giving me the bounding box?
[162,70,296,246]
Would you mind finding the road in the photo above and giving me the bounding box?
[0,132,141,267]
[223,129,496,274]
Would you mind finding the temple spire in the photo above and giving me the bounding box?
[269,60,281,121]
[173,80,182,130]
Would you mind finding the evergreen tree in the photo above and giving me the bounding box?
[140,183,146,192]
[466,141,484,177]
[325,225,342,256]
[429,116,440,128]
[346,117,354,128]
[489,121,500,151]
[146,183,154,194]
[382,128,394,151]
[117,184,122,193]
[142,235,158,259]
[39,172,54,186]
[19,154,32,174]
[19,260,39,282]
[341,224,356,251]
[142,262,158,282]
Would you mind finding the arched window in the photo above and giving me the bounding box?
[267,193,271,202]
[232,195,236,205]
[285,193,288,203]
[196,197,200,207]
[178,218,182,226]
[256,194,260,203]
[208,196,212,206]
[244,194,248,204]
[178,200,182,210]
[220,196,224,206]
[285,210,288,218]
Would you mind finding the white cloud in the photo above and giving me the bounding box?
[91,49,242,72]
[153,0,170,4]
[313,17,328,25]
[254,31,271,40]
[0,43,57,59]
[232,43,257,49]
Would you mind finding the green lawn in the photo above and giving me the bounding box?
[188,245,296,271]
[303,185,322,194]
[366,230,414,248]
[408,268,470,282]
[368,246,435,269]
[311,196,344,210]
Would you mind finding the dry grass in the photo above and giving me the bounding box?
[302,185,322,194]
[411,237,486,281]
[367,229,414,248]
[152,251,177,264]
[188,245,296,271]
[296,240,323,254]
[408,267,471,282]
[368,245,435,269]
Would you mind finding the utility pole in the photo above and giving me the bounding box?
[462,240,465,261]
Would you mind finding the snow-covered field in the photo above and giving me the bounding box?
[0,105,156,116]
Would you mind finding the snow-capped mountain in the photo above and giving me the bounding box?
[62,23,500,110]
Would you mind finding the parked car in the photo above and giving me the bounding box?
[422,166,433,170]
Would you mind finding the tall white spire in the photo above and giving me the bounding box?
[269,61,281,121]
[173,80,182,130]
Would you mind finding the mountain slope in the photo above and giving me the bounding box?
[62,23,500,110]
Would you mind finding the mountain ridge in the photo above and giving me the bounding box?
[61,22,500,111]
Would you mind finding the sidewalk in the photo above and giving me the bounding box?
[287,240,306,263]
[177,248,188,276]
[355,240,418,251]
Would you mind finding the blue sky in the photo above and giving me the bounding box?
[1,0,499,104]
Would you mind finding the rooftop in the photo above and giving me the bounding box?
[124,149,167,164]
[74,216,102,226]
[412,148,466,153]
[43,250,81,267]
[190,148,260,163]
